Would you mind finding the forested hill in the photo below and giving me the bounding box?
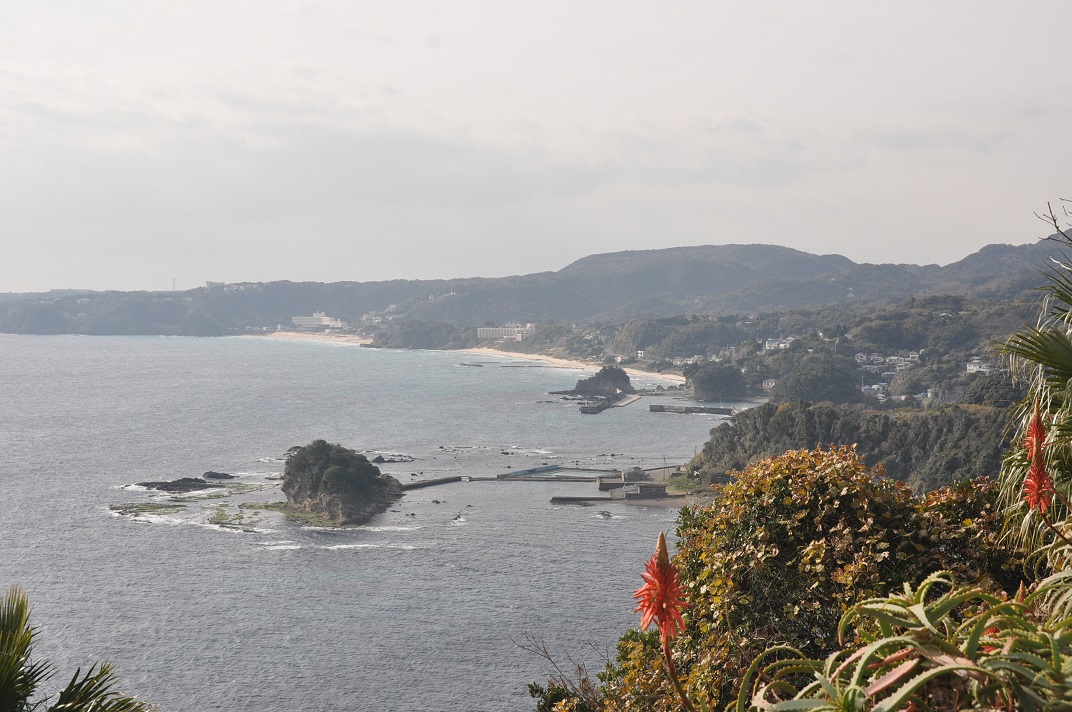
[0,240,1056,335]
[686,401,1010,493]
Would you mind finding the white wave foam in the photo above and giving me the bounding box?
[262,544,301,550]
[132,513,186,526]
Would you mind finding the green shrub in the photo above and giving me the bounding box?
[597,447,1020,711]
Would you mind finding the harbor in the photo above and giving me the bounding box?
[401,462,693,506]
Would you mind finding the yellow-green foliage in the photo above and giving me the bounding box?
[599,446,1020,711]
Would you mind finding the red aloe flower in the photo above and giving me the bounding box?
[634,532,689,643]
[1025,455,1056,513]
[1024,401,1055,513]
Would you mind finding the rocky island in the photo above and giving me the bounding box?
[572,364,633,398]
[559,364,635,413]
[281,440,403,525]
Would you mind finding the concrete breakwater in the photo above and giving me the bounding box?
[550,494,688,505]
[402,465,619,489]
[401,476,464,490]
[399,464,690,509]
[649,404,733,415]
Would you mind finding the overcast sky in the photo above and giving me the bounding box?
[2,2,1071,292]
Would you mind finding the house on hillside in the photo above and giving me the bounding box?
[966,358,997,375]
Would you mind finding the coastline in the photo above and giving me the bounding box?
[252,331,374,346]
[455,346,687,385]
[249,331,687,385]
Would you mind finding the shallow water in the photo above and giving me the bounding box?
[0,335,731,711]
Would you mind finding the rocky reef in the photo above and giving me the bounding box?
[136,477,223,493]
[281,440,403,525]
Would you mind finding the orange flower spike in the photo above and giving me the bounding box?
[1026,401,1047,461]
[1024,455,1056,513]
[633,532,689,643]
[1023,402,1056,513]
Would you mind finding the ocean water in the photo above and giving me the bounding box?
[0,335,729,711]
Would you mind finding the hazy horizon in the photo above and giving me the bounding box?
[3,2,1069,292]
[0,239,1048,295]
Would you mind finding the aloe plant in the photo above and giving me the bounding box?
[737,571,1072,711]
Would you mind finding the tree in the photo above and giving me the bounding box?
[0,586,149,712]
[689,363,746,401]
[960,373,1025,408]
[767,354,861,404]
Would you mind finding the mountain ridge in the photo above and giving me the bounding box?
[0,240,1057,335]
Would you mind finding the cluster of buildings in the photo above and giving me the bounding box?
[854,351,921,379]
[764,337,796,351]
[596,467,669,500]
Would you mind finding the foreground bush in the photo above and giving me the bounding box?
[591,447,1020,711]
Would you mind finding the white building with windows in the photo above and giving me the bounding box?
[476,322,536,341]
[966,358,996,375]
[292,311,347,329]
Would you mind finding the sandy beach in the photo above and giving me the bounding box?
[256,330,375,346]
[253,331,687,384]
[456,346,687,384]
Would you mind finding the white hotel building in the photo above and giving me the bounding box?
[476,322,536,341]
[291,312,347,329]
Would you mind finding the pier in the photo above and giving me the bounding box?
[401,476,463,490]
[579,393,642,414]
[551,494,688,505]
[398,463,690,507]
[649,404,733,415]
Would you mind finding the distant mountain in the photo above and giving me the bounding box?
[0,240,1056,335]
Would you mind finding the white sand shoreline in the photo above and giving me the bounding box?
[247,331,687,384]
[454,347,687,384]
[251,331,375,346]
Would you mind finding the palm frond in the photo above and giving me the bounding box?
[48,663,150,712]
[0,587,51,711]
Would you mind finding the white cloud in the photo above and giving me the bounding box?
[1,1,1071,290]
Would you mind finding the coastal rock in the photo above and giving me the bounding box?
[370,453,416,464]
[282,440,403,526]
[572,365,633,398]
[202,471,237,480]
[136,477,222,493]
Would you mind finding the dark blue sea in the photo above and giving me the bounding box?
[0,335,730,711]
